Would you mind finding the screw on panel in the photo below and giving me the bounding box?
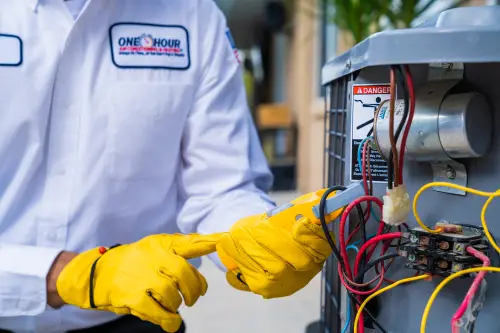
[420,236,430,246]
[345,60,351,69]
[454,243,465,254]
[438,260,448,269]
[418,256,428,265]
[442,63,454,70]
[452,263,463,272]
[446,165,456,180]
[439,241,450,250]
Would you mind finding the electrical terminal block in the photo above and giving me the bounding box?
[399,222,490,277]
[382,184,410,226]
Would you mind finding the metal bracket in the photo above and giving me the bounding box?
[430,160,467,195]
[428,62,464,81]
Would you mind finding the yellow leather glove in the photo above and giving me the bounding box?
[216,189,342,299]
[57,233,222,332]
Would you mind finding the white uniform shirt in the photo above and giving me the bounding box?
[0,1,275,332]
[63,0,87,19]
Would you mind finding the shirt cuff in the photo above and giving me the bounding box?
[0,244,63,316]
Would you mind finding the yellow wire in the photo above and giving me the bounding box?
[480,191,500,254]
[421,267,500,333]
[413,182,500,252]
[353,274,430,333]
[412,183,500,331]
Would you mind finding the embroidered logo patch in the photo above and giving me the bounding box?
[109,23,190,70]
[0,34,22,66]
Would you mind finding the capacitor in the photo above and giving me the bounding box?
[373,92,492,162]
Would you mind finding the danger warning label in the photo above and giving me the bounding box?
[353,85,391,95]
[350,83,393,183]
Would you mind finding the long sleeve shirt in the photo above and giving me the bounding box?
[0,0,275,332]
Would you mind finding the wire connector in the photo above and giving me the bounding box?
[383,184,410,226]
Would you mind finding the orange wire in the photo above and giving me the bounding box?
[343,271,382,288]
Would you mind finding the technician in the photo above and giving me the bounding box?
[0,1,333,333]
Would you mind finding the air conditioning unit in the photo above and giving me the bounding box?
[321,6,500,333]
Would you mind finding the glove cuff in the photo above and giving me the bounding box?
[56,244,122,309]
[88,244,122,308]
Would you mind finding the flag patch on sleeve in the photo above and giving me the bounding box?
[225,28,240,64]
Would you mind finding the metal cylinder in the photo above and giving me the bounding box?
[373,91,492,162]
[438,92,492,159]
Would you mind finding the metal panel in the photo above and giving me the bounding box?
[322,62,500,333]
[321,75,349,333]
[321,6,500,85]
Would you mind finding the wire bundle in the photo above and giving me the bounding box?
[386,65,415,189]
[318,187,391,333]
[317,65,418,333]
[321,63,498,333]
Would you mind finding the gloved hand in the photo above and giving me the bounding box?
[216,190,342,299]
[56,233,222,332]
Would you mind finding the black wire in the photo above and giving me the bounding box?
[347,292,389,333]
[318,186,347,265]
[319,186,389,333]
[387,65,410,189]
[372,225,403,276]
[355,253,400,282]
[467,318,476,333]
[349,297,357,333]
[395,225,403,249]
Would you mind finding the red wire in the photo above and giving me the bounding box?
[339,196,386,333]
[451,247,490,333]
[362,140,369,195]
[376,240,398,283]
[366,222,387,262]
[338,263,385,295]
[346,222,365,245]
[339,196,384,279]
[361,140,373,222]
[398,65,415,184]
[355,232,397,333]
[353,232,403,278]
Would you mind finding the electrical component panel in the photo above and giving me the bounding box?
[321,5,500,333]
[399,223,490,277]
